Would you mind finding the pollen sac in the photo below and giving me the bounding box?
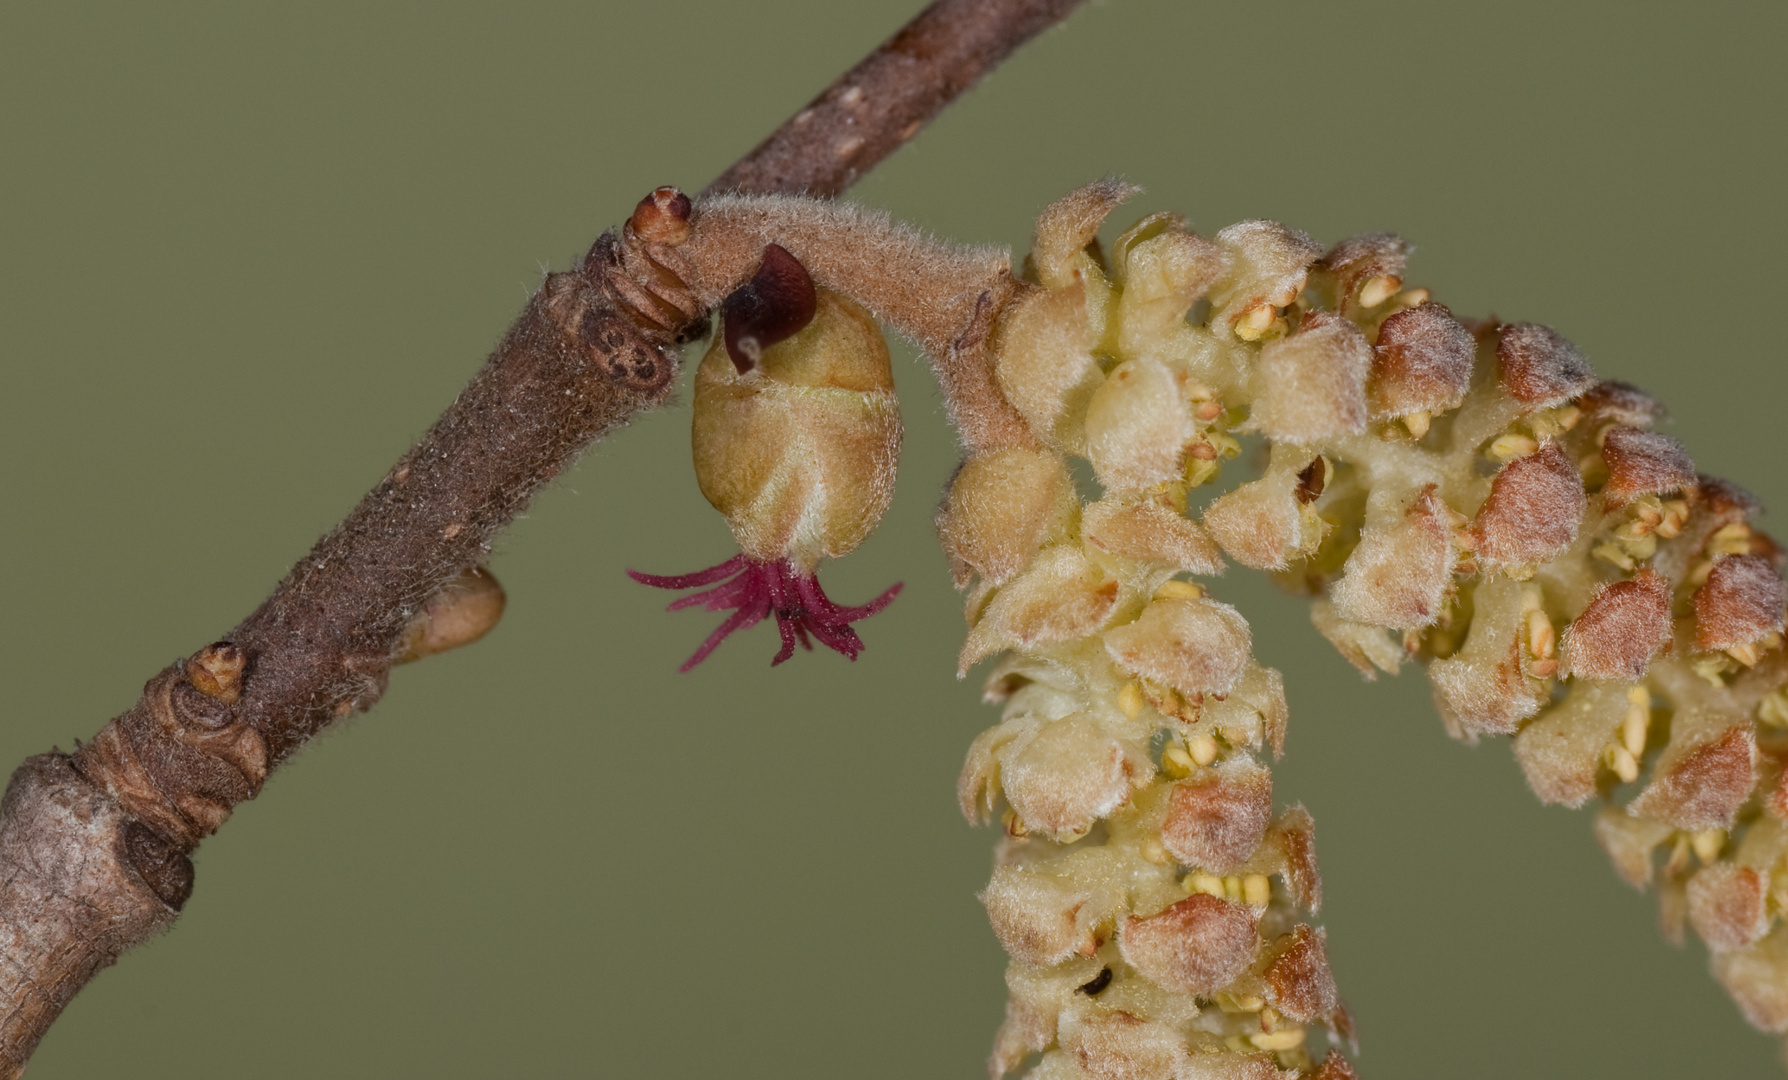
[1495,322,1597,409]
[1367,301,1475,423]
[1250,312,1372,443]
[1470,441,1586,575]
[1315,232,1410,316]
[1103,595,1253,699]
[693,254,900,570]
[1330,485,1455,630]
[1694,554,1788,652]
[1561,569,1674,681]
[938,448,1077,586]
[1118,893,1259,996]
[1207,220,1321,338]
[1600,427,1696,507]
[1160,759,1273,874]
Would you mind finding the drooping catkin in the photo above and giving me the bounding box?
[943,180,1788,1077]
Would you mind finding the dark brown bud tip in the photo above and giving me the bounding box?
[628,186,692,245]
[186,642,246,704]
[722,243,817,373]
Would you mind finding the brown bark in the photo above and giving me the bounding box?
[0,0,1087,1073]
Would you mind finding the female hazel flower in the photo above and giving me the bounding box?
[631,244,902,670]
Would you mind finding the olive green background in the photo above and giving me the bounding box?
[3,1,1784,1076]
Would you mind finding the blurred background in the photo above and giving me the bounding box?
[3,0,1785,1075]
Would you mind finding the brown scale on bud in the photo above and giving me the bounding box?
[1160,759,1274,874]
[1367,301,1475,424]
[1317,232,1409,316]
[1118,893,1260,996]
[626,185,692,246]
[1250,312,1372,443]
[185,643,246,704]
[1561,568,1673,681]
[1470,441,1586,574]
[1260,924,1339,1024]
[1694,554,1788,653]
[1600,426,1696,508]
[1495,322,1597,409]
[396,566,507,664]
[1688,862,1772,952]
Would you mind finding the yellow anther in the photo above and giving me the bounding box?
[1357,274,1401,309]
[1118,681,1146,720]
[1250,1029,1306,1052]
[1188,734,1220,766]
[1243,874,1272,908]
[1623,690,1650,756]
[1223,876,1245,902]
[1259,1006,1281,1032]
[1001,807,1029,839]
[1710,523,1754,557]
[1140,837,1170,865]
[1728,642,1764,668]
[1595,542,1639,572]
[1403,410,1432,440]
[1489,433,1541,461]
[1758,688,1788,729]
[1657,500,1690,539]
[1395,287,1431,307]
[1692,829,1726,864]
[1554,405,1582,430]
[1692,654,1733,686]
[1234,304,1276,340]
[1162,744,1195,778]
[1608,744,1639,784]
[1665,834,1692,876]
[1526,608,1557,659]
[1519,585,1545,617]
[1213,433,1243,459]
[1155,580,1205,601]
[1195,400,1223,422]
[1187,872,1226,897]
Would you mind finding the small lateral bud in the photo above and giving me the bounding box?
[1694,554,1788,652]
[186,642,246,704]
[121,820,195,911]
[397,566,507,664]
[1470,441,1585,573]
[721,243,818,372]
[1561,569,1673,681]
[1601,427,1696,507]
[1368,302,1475,422]
[627,185,692,245]
[1496,322,1597,408]
[1120,894,1259,997]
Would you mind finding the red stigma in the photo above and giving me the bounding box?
[628,555,901,672]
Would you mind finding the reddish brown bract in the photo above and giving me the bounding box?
[1261,924,1339,1022]
[1118,894,1259,996]
[1159,761,1273,874]
[1694,555,1788,652]
[1495,322,1597,408]
[1600,427,1696,507]
[1471,442,1586,572]
[1562,569,1673,681]
[1687,863,1771,952]
[1367,302,1475,420]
